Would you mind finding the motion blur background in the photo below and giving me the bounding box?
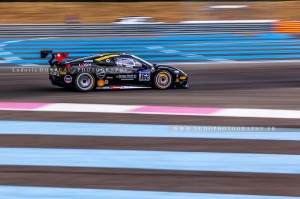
[1,1,300,199]
[0,0,300,23]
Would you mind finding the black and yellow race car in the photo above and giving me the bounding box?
[41,51,188,92]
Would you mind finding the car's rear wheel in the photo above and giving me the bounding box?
[153,70,173,89]
[75,73,95,92]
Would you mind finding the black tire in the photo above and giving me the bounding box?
[153,70,173,90]
[74,73,95,92]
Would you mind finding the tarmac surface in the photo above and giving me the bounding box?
[1,62,300,196]
[1,62,300,126]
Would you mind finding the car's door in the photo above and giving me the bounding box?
[113,56,150,85]
[93,56,118,85]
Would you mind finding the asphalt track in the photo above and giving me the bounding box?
[1,62,300,127]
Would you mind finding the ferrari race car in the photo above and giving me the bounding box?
[41,51,188,92]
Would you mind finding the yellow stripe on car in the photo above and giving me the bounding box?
[95,54,119,61]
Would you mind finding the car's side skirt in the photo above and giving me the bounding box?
[96,85,152,90]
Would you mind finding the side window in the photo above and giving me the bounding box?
[133,59,143,68]
[115,58,142,68]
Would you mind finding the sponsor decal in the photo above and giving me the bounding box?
[111,86,122,90]
[103,86,110,90]
[96,86,111,90]
[139,69,151,81]
[158,66,168,69]
[106,67,133,74]
[64,75,72,84]
[117,74,136,80]
[84,60,93,63]
[96,68,106,79]
[79,63,92,67]
[59,71,67,75]
[106,59,110,63]
[97,80,105,87]
[96,85,151,90]
[104,80,109,84]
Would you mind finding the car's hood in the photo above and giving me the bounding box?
[155,64,187,75]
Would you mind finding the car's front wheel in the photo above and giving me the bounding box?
[153,70,173,89]
[75,73,95,92]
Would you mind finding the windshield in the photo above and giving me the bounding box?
[132,55,153,67]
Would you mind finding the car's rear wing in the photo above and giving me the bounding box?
[40,50,69,66]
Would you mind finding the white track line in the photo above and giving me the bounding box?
[0,102,299,119]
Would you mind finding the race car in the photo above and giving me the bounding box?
[41,51,188,92]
